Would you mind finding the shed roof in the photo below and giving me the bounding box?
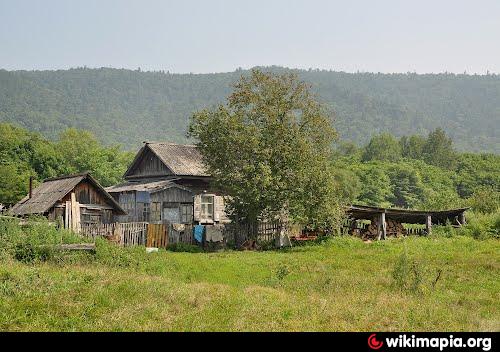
[106,179,192,194]
[347,204,469,225]
[10,172,125,216]
[124,142,209,178]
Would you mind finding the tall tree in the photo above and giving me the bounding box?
[400,135,426,159]
[189,69,344,231]
[423,128,457,169]
[362,133,402,162]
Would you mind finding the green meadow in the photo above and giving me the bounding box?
[1,222,498,331]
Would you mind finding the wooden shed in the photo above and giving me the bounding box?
[345,204,469,240]
[10,172,125,228]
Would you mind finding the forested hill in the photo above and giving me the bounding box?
[1,67,499,153]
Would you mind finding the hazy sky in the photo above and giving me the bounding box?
[1,0,499,74]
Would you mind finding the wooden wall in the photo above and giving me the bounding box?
[60,180,110,206]
[112,186,231,225]
[115,187,193,223]
[126,148,172,179]
[49,180,119,226]
[151,187,192,203]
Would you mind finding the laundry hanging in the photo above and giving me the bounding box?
[194,225,204,243]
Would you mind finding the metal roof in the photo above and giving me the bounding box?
[10,172,125,216]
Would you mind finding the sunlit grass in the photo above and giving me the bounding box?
[1,235,498,331]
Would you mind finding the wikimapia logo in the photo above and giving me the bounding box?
[368,334,384,350]
[368,334,492,351]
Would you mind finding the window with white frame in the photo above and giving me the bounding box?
[200,195,214,220]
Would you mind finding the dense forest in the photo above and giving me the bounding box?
[0,67,499,153]
[1,123,498,216]
[0,123,134,205]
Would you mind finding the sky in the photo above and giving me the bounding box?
[0,0,499,74]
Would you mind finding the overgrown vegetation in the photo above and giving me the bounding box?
[0,225,498,331]
[0,123,134,204]
[332,131,500,212]
[0,216,90,263]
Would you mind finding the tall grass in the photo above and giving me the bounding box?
[432,211,500,240]
[0,217,89,263]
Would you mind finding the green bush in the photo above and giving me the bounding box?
[431,211,499,240]
[0,217,89,263]
[166,242,203,253]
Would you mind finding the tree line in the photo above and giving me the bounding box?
[0,66,498,153]
[1,122,498,219]
[332,129,499,213]
[0,123,134,205]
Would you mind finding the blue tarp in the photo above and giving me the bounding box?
[194,225,204,243]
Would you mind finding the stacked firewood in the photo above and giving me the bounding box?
[360,217,406,240]
[385,219,406,237]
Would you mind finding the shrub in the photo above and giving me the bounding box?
[0,217,91,263]
[166,243,203,253]
[467,187,500,214]
[431,212,499,240]
[456,212,500,240]
[391,249,438,294]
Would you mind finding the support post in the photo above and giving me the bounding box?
[381,212,387,240]
[459,212,466,226]
[425,215,432,236]
[377,212,387,240]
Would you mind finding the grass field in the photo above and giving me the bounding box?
[1,235,499,331]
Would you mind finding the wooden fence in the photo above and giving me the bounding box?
[80,221,195,248]
[80,220,305,249]
[80,222,148,246]
[222,221,300,247]
[405,227,427,236]
[146,223,168,248]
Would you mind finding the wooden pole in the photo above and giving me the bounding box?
[425,215,432,235]
[459,212,466,226]
[382,212,387,240]
[71,192,77,232]
[377,212,386,240]
[65,201,70,229]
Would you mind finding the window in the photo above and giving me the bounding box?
[81,213,101,224]
[137,202,150,222]
[119,193,135,214]
[201,195,214,220]
[180,204,193,223]
[151,202,161,222]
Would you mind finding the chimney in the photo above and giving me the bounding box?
[29,176,33,199]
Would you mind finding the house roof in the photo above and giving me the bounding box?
[10,172,125,216]
[124,142,209,178]
[347,204,469,225]
[106,179,192,194]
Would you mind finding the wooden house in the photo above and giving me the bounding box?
[10,172,125,228]
[106,142,229,225]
